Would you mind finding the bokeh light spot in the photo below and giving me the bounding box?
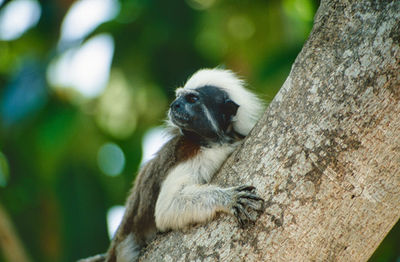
[141,127,171,166]
[96,70,137,139]
[228,15,255,40]
[59,0,119,48]
[47,34,115,99]
[186,0,216,10]
[97,142,125,176]
[283,0,314,22]
[0,0,41,41]
[107,205,125,239]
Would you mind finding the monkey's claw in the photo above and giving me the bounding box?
[230,185,264,227]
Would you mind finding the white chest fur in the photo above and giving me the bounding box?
[165,143,236,188]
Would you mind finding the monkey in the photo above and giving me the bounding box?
[79,68,265,262]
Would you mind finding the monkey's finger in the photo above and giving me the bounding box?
[238,198,264,211]
[236,203,253,222]
[239,192,264,202]
[235,185,255,192]
[233,206,245,227]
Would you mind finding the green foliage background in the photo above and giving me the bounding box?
[0,0,398,261]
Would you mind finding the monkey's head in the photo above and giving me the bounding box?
[168,69,264,143]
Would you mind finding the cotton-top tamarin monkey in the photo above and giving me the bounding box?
[80,69,265,262]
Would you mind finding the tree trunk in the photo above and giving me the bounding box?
[141,1,400,261]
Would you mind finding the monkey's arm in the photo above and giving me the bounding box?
[154,157,264,231]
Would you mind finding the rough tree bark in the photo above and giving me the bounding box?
[141,1,400,261]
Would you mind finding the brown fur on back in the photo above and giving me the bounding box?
[106,134,200,261]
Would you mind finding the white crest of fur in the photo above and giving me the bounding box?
[180,68,264,136]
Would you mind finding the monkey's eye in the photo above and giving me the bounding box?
[185,94,199,104]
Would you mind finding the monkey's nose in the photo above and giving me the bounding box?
[170,100,182,110]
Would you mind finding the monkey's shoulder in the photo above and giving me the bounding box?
[133,134,201,187]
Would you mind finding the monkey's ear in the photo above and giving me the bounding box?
[223,99,239,117]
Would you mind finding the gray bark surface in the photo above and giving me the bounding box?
[142,1,400,261]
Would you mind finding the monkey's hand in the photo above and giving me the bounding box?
[227,185,264,227]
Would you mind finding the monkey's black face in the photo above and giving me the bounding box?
[169,85,239,141]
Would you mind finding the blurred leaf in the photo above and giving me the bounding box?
[0,59,48,127]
